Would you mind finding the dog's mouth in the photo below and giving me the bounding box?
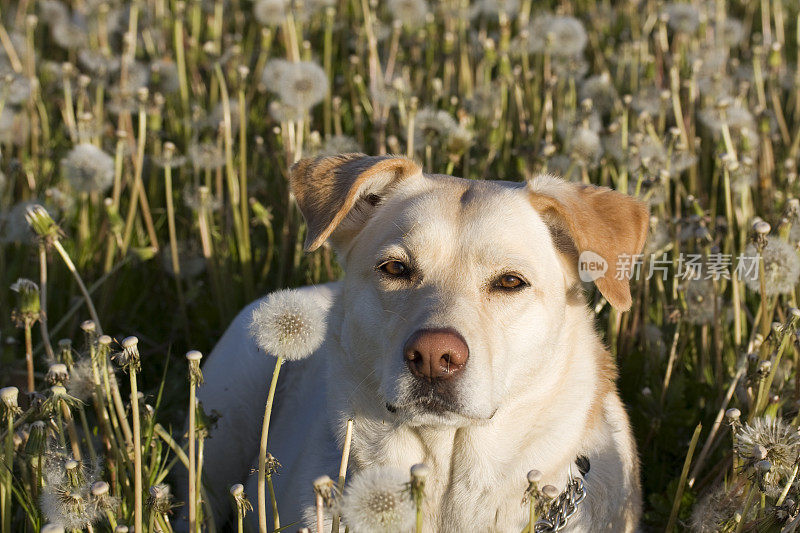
[386,379,460,416]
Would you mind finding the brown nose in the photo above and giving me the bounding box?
[403,328,469,380]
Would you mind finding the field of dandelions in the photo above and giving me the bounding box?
[3,0,800,530]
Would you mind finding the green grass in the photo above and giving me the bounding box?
[2,0,800,530]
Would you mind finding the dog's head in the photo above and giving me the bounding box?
[291,154,648,425]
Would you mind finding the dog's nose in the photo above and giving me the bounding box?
[403,328,469,380]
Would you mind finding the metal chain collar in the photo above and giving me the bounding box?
[534,465,587,533]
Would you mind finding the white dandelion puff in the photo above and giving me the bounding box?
[735,417,800,481]
[387,0,428,28]
[662,2,701,34]
[340,466,415,533]
[66,358,96,403]
[249,289,326,361]
[253,0,289,26]
[743,237,800,296]
[262,60,328,113]
[60,144,115,193]
[526,15,587,58]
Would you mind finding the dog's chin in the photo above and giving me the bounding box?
[385,397,496,427]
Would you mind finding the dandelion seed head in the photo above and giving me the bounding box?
[690,484,748,532]
[568,127,602,169]
[413,107,458,148]
[683,278,719,325]
[470,0,520,19]
[387,0,428,27]
[0,105,31,146]
[60,144,115,194]
[526,15,587,58]
[66,358,95,402]
[51,20,88,50]
[340,466,415,533]
[579,73,618,116]
[40,451,102,530]
[253,0,288,26]
[266,61,328,112]
[39,0,69,24]
[662,2,701,34]
[316,135,361,157]
[743,237,800,296]
[160,241,206,279]
[249,289,326,360]
[735,417,800,482]
[187,142,225,171]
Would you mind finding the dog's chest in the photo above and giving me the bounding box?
[351,424,531,531]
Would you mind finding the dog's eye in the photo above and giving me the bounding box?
[494,273,528,291]
[379,260,410,278]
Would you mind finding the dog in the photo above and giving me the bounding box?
[189,153,648,531]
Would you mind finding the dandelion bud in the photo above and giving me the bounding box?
[147,483,175,513]
[11,278,41,317]
[754,220,771,235]
[758,360,771,377]
[230,483,253,513]
[25,205,60,241]
[91,480,109,497]
[97,335,112,358]
[527,469,543,484]
[541,485,560,499]
[47,363,70,385]
[410,463,429,481]
[186,350,204,384]
[26,420,47,456]
[1,386,19,409]
[725,408,741,422]
[80,320,97,338]
[114,526,129,533]
[58,338,74,365]
[116,336,141,370]
[313,475,335,505]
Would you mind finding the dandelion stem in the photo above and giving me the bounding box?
[665,423,702,533]
[188,375,197,533]
[257,357,283,533]
[52,240,103,333]
[331,418,354,533]
[129,369,143,533]
[23,320,34,393]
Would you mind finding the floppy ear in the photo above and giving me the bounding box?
[528,175,649,311]
[289,153,423,252]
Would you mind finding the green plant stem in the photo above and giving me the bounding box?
[188,378,197,533]
[257,357,283,533]
[23,322,34,393]
[665,423,702,533]
[129,369,143,533]
[52,240,103,333]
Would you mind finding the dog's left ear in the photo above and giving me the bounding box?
[290,153,423,251]
[528,175,649,311]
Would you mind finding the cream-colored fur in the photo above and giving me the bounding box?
[185,155,645,532]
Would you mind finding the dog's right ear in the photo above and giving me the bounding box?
[290,153,423,252]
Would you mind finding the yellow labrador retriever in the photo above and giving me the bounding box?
[191,154,648,531]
